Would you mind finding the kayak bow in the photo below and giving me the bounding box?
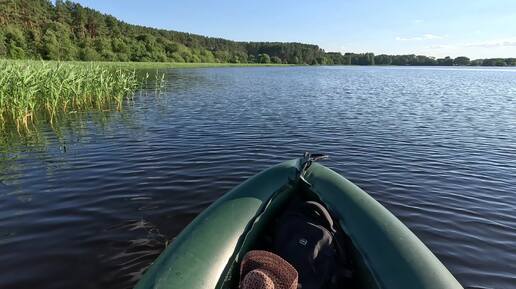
[134,157,463,289]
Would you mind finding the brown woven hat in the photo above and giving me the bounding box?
[240,250,298,289]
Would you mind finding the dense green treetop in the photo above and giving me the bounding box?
[0,0,514,66]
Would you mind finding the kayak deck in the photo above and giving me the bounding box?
[134,158,463,289]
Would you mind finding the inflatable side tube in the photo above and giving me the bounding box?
[305,163,463,289]
[134,159,299,289]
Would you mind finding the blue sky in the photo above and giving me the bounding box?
[75,0,516,59]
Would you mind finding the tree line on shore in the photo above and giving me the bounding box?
[1,0,514,66]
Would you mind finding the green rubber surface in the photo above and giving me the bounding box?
[134,160,298,289]
[305,163,463,289]
[134,159,463,289]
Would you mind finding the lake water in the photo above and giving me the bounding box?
[1,66,515,289]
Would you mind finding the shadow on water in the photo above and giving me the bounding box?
[90,219,167,288]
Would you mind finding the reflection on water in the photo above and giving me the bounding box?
[0,105,139,189]
[0,66,515,289]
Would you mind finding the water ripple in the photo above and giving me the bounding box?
[0,66,515,289]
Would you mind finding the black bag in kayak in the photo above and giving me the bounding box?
[273,201,353,289]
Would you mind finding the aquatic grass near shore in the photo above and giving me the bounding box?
[0,60,145,130]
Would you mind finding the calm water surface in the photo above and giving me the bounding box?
[1,66,515,289]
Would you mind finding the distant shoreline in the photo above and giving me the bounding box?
[2,59,514,69]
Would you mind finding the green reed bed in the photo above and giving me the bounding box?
[0,60,140,130]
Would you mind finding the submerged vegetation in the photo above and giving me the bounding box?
[0,60,142,130]
[1,0,514,66]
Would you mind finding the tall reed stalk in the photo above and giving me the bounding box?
[0,60,140,131]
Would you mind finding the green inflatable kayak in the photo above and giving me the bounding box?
[135,154,464,289]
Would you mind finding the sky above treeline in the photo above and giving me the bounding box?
[73,0,516,59]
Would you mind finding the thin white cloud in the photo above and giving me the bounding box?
[427,38,516,50]
[464,39,516,48]
[395,34,445,41]
[413,19,424,24]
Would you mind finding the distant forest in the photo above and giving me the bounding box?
[1,0,515,66]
